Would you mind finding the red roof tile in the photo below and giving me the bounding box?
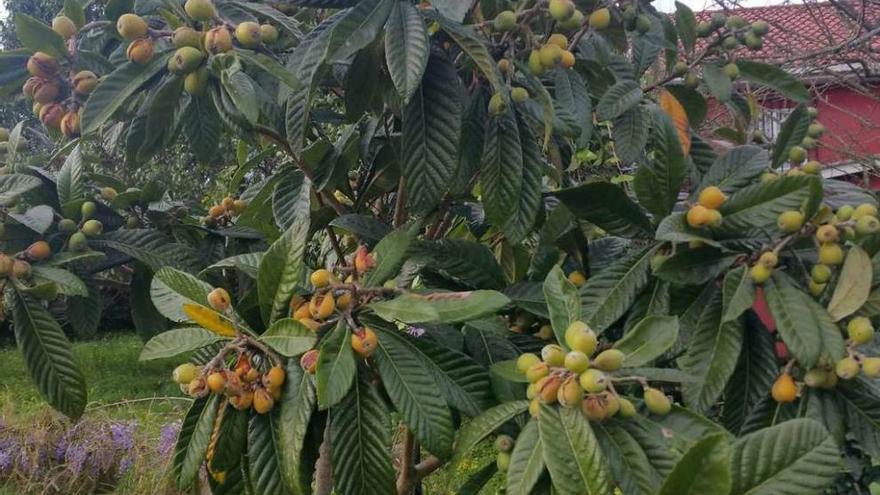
[694,2,880,66]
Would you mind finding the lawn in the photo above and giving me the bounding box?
[0,333,501,494]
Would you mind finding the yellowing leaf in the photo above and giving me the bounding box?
[182,303,238,337]
[827,245,872,321]
[659,89,691,155]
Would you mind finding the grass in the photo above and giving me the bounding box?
[0,332,502,494]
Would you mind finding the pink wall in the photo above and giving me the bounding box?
[810,86,880,166]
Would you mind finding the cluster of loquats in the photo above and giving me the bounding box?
[517,320,671,422]
[762,106,825,178]
[755,202,880,288]
[686,185,726,229]
[675,14,771,88]
[493,434,515,474]
[56,200,104,253]
[203,196,248,227]
[772,317,880,403]
[23,18,96,138]
[486,0,610,116]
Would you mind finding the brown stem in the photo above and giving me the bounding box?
[414,456,443,480]
[393,176,406,228]
[315,421,333,495]
[395,428,416,495]
[326,226,348,266]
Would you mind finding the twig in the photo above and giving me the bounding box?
[396,428,416,495]
[315,421,333,495]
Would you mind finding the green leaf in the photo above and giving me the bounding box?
[14,13,67,58]
[657,433,731,495]
[503,110,544,244]
[237,2,303,38]
[838,377,880,458]
[272,170,311,232]
[414,239,506,289]
[363,222,420,287]
[506,420,544,495]
[722,265,755,323]
[596,423,662,495]
[538,405,613,495]
[717,175,822,236]
[490,359,528,383]
[82,54,171,134]
[65,270,101,339]
[770,105,811,169]
[827,245,872,321]
[597,81,643,121]
[736,60,810,103]
[374,327,454,458]
[130,265,167,341]
[10,288,87,419]
[702,63,732,102]
[201,252,264,279]
[316,321,356,409]
[57,144,85,207]
[277,362,316,495]
[0,173,43,205]
[480,107,522,226]
[543,265,581,346]
[63,0,86,28]
[5,123,25,170]
[765,273,846,368]
[613,105,650,164]
[326,0,394,63]
[139,327,224,360]
[655,248,736,286]
[698,145,769,194]
[453,400,529,464]
[31,266,87,296]
[552,182,653,238]
[615,316,679,367]
[9,205,54,234]
[174,395,220,489]
[458,463,498,494]
[258,216,310,325]
[580,246,656,333]
[222,69,259,124]
[94,230,201,272]
[679,289,744,413]
[260,319,316,357]
[330,373,395,495]
[368,290,510,324]
[435,16,504,92]
[729,419,840,495]
[384,1,428,103]
[182,94,222,163]
[248,413,286,495]
[236,49,302,91]
[633,110,687,218]
[150,267,214,323]
[721,322,779,436]
[674,2,697,51]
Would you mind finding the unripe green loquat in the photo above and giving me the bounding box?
[593,349,624,371]
[541,344,566,367]
[847,317,874,345]
[579,368,607,393]
[564,351,590,373]
[818,243,844,266]
[777,210,805,233]
[835,357,860,380]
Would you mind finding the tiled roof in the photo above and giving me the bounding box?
[694,2,880,67]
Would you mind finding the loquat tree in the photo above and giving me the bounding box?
[1,0,879,493]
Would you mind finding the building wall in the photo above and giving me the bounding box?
[811,85,880,166]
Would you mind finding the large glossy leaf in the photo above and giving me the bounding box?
[674,2,697,50]
[8,205,54,234]
[400,52,461,212]
[634,110,686,218]
[736,60,810,103]
[729,419,840,495]
[657,433,731,495]
[770,105,811,169]
[82,54,171,134]
[368,290,510,324]
[0,173,42,205]
[201,252,264,279]
[10,288,87,419]
[139,327,225,360]
[506,420,544,495]
[260,319,315,357]
[14,13,66,57]
[827,245,871,321]
[257,216,309,325]
[838,377,880,457]
[183,94,222,163]
[481,107,522,226]
[384,1,428,103]
[93,229,200,272]
[31,266,88,296]
[698,145,769,194]
[722,265,756,323]
[722,323,780,435]
[597,81,642,121]
[613,105,650,164]
[717,175,822,236]
[503,110,544,244]
[330,373,395,495]
[580,245,656,333]
[552,182,653,238]
[373,327,454,458]
[150,267,214,322]
[316,321,356,409]
[363,222,419,287]
[679,289,744,413]
[277,362,316,495]
[595,423,661,495]
[249,413,286,495]
[272,170,311,232]
[435,16,503,92]
[542,265,581,346]
[414,239,506,289]
[174,395,219,489]
[765,273,845,368]
[539,405,613,495]
[57,144,85,207]
[326,0,393,63]
[453,401,529,464]
[702,63,732,102]
[615,316,679,367]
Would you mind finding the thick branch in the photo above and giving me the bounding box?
[315,421,333,495]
